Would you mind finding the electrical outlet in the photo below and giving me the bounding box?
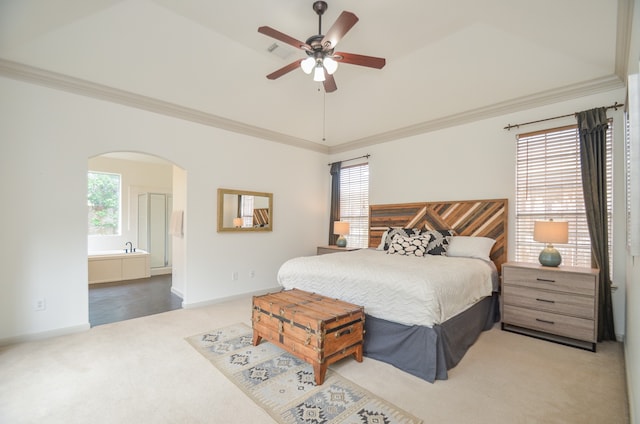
[249,270,255,278]
[232,271,238,281]
[34,298,46,311]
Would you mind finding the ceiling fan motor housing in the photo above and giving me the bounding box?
[306,34,324,51]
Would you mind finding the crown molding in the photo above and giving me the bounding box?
[331,1,633,155]
[615,0,633,79]
[329,74,625,154]
[0,59,625,156]
[0,58,329,154]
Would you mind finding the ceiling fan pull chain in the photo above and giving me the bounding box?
[322,92,326,142]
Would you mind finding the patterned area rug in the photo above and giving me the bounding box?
[186,323,423,424]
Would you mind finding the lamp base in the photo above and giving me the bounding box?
[336,235,347,247]
[539,245,562,267]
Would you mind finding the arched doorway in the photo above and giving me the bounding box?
[87,152,186,326]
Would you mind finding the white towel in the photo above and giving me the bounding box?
[170,210,184,237]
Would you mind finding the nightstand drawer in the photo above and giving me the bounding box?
[503,305,596,342]
[503,285,595,320]
[503,266,596,297]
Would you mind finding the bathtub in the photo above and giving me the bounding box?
[88,250,151,284]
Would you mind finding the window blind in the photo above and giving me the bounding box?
[340,162,369,248]
[240,195,254,227]
[625,74,640,255]
[626,112,632,250]
[515,123,612,268]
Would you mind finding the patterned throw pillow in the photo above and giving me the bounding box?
[387,234,432,257]
[382,227,424,251]
[424,229,455,255]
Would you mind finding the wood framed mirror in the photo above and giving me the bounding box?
[217,188,273,232]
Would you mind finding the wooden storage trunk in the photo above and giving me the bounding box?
[252,288,364,385]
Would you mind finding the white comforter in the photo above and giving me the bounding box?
[277,248,495,327]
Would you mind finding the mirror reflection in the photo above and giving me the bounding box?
[217,188,273,232]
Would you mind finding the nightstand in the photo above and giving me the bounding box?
[316,245,360,255]
[501,261,599,351]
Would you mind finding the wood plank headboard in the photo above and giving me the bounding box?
[369,199,508,272]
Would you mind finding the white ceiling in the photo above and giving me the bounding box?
[0,0,630,152]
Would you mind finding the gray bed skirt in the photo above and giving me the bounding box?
[362,293,500,383]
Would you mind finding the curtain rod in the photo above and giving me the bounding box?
[328,154,370,166]
[503,101,624,131]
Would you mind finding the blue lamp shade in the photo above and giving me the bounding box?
[333,221,350,247]
[533,220,569,267]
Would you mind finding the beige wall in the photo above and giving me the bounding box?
[0,76,328,342]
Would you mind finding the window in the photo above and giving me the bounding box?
[625,110,633,251]
[625,74,640,255]
[240,195,254,227]
[340,162,369,248]
[88,171,121,235]
[515,124,612,268]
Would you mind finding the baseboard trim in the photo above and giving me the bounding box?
[171,286,184,298]
[151,267,172,276]
[0,323,90,347]
[182,286,281,309]
[624,341,637,424]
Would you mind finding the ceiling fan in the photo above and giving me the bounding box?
[258,1,386,93]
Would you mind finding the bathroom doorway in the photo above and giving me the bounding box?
[87,152,185,326]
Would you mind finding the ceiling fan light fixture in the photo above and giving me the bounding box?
[300,57,315,74]
[323,56,338,74]
[313,64,326,82]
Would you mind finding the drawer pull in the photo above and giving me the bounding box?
[536,298,555,304]
[536,318,555,325]
[536,277,556,283]
[335,326,353,338]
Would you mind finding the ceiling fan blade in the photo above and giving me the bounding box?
[323,72,337,93]
[258,26,311,51]
[321,11,358,50]
[266,59,303,80]
[334,52,386,69]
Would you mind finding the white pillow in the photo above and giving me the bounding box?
[447,236,496,262]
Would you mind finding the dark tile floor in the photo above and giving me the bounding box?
[89,274,183,327]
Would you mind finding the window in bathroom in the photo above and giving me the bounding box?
[88,171,121,235]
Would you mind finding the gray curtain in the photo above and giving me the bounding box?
[329,162,341,245]
[576,107,616,341]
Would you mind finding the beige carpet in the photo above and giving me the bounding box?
[0,295,630,424]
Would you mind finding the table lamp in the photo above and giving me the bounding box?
[333,221,350,247]
[533,220,569,267]
[233,217,243,228]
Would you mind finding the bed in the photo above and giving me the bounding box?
[277,199,508,382]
